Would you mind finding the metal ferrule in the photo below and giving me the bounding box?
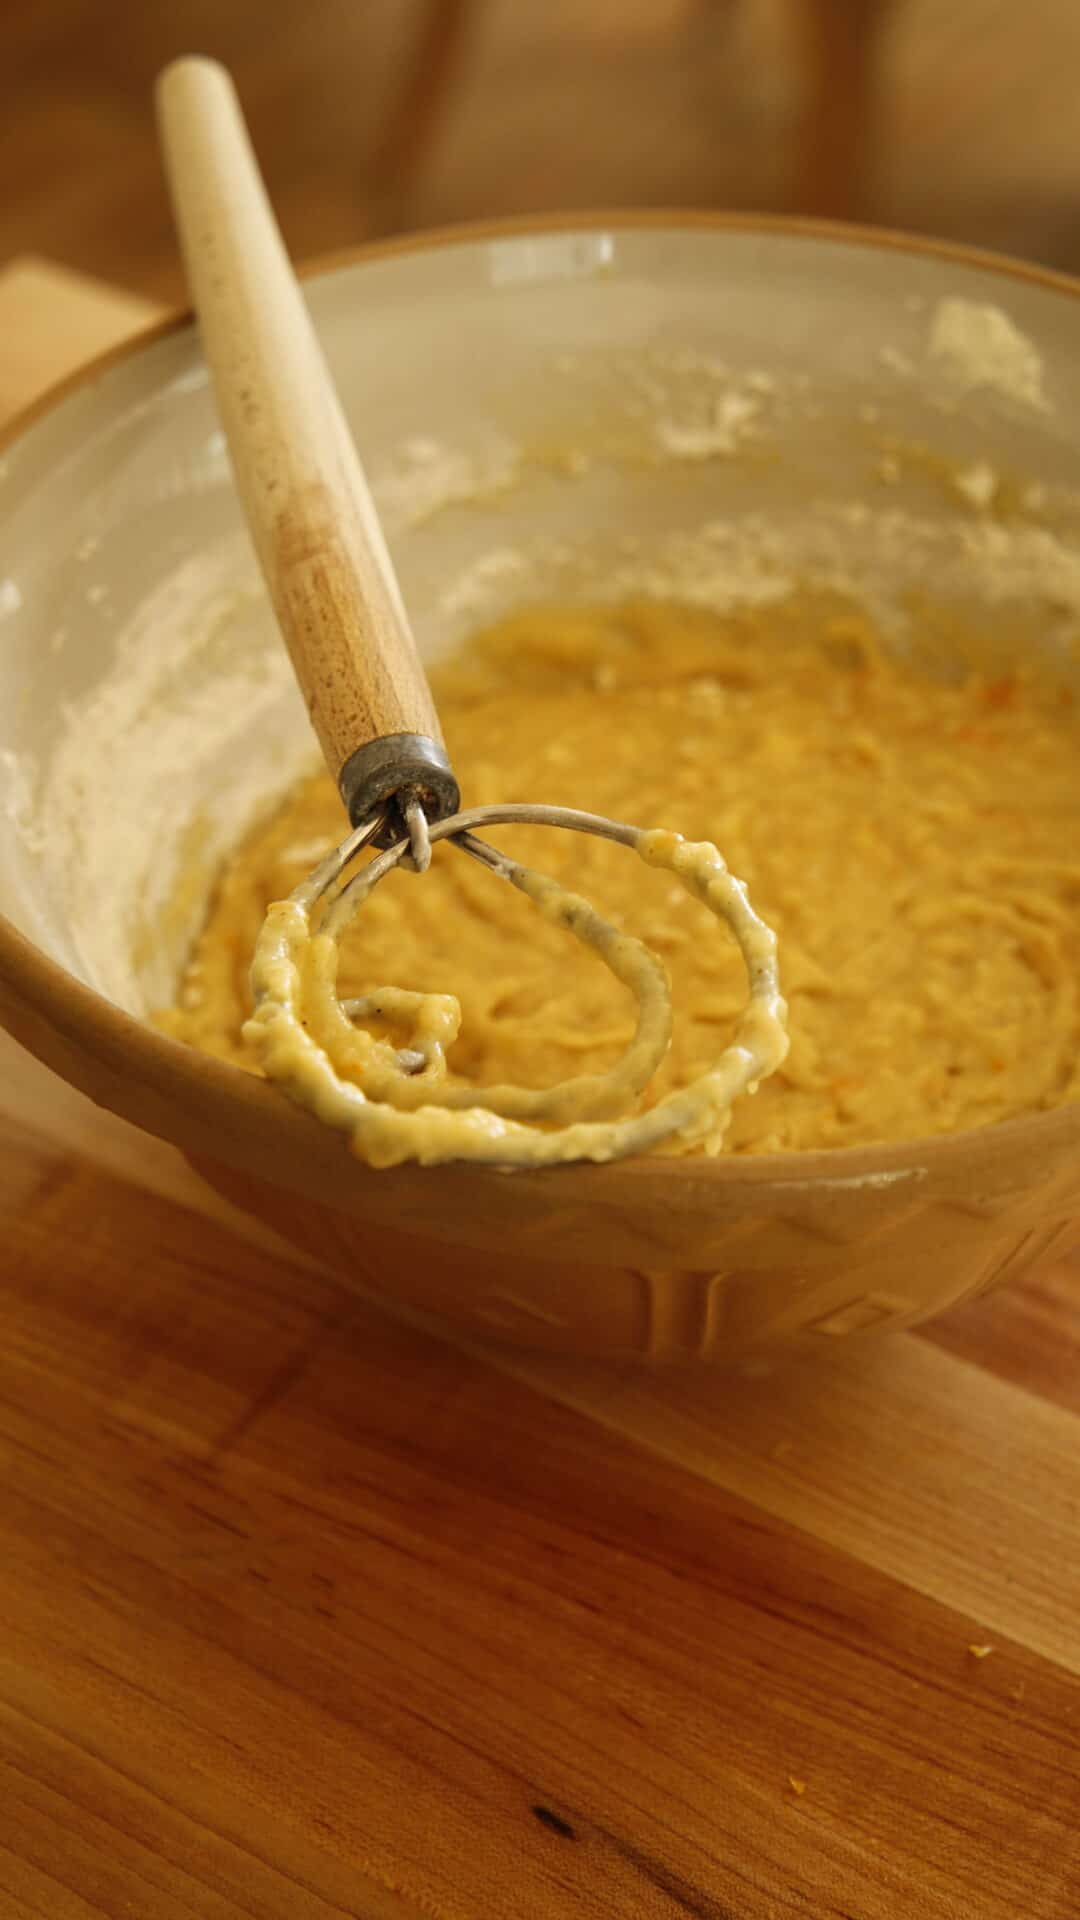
[338,733,461,846]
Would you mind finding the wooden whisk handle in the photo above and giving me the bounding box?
[155,56,459,836]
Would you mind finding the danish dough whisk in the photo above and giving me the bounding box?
[156,57,788,1169]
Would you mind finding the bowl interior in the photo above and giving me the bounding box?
[3,222,1080,1029]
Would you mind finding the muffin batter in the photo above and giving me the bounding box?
[241,818,787,1167]
[161,595,1080,1153]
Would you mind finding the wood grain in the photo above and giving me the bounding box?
[156,59,444,789]
[2,1132,1079,1919]
[490,1322,1080,1672]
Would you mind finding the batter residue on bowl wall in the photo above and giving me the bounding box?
[160,594,1080,1153]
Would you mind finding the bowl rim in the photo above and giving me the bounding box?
[3,206,1080,1193]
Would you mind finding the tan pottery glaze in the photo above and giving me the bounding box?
[2,215,1079,1362]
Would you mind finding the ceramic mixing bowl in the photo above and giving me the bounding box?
[2,216,1079,1362]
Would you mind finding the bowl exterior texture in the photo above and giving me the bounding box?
[193,1136,1080,1362]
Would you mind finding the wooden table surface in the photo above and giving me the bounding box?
[2,260,1080,1920]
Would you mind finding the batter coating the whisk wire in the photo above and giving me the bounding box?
[244,805,787,1169]
[157,57,788,1171]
